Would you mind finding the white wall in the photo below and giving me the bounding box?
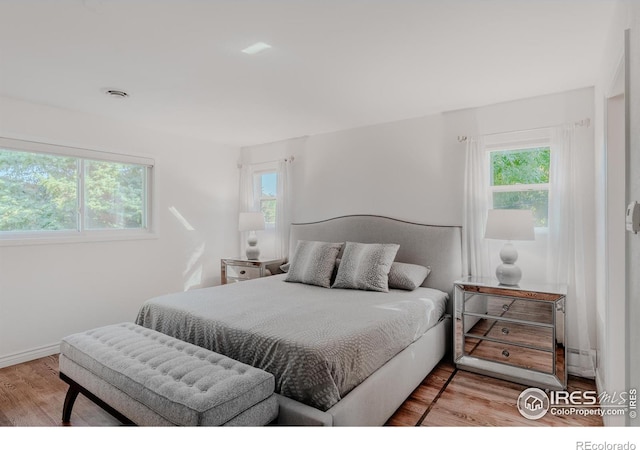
[289,114,459,226]
[0,96,239,367]
[245,88,594,279]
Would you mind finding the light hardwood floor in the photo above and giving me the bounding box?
[0,355,601,427]
[386,359,603,427]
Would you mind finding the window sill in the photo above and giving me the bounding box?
[0,230,159,247]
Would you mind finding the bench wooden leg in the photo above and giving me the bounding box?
[59,371,136,426]
[62,384,80,425]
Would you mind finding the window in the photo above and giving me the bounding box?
[488,146,550,228]
[253,171,277,228]
[0,137,153,242]
[83,160,147,230]
[0,150,78,232]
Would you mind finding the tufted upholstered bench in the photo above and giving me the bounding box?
[58,322,279,426]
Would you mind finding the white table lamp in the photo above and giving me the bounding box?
[239,212,265,260]
[484,209,535,286]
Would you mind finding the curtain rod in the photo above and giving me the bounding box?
[237,156,295,169]
[456,118,591,143]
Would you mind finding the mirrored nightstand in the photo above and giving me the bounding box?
[454,276,567,390]
[220,257,285,284]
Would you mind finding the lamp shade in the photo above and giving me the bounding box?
[239,212,265,232]
[484,209,535,241]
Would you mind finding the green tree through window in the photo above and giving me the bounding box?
[85,160,146,229]
[257,172,277,226]
[490,147,550,227]
[0,150,77,231]
[0,147,149,234]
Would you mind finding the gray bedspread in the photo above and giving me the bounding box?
[135,274,448,411]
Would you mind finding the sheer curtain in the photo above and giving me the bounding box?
[237,163,254,257]
[462,136,491,278]
[275,158,292,260]
[547,125,595,378]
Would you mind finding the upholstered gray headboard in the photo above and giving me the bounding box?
[289,215,463,299]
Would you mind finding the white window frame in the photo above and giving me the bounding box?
[486,140,551,230]
[0,137,156,246]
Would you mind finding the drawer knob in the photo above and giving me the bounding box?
[240,270,246,275]
[502,350,510,358]
[501,327,509,335]
[502,304,510,312]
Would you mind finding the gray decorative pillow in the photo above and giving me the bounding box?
[285,241,343,288]
[388,262,431,290]
[332,242,400,292]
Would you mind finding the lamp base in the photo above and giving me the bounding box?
[245,233,260,260]
[495,263,522,286]
[245,247,260,260]
[496,242,521,286]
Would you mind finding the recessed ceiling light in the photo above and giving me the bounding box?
[105,89,129,98]
[241,42,272,55]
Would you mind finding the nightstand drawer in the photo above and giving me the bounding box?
[465,294,554,324]
[464,317,554,351]
[464,337,553,374]
[225,265,261,280]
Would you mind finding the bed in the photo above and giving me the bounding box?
[136,215,462,426]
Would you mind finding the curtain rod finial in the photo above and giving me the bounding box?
[457,136,468,143]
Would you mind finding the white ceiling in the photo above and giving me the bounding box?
[0,0,618,147]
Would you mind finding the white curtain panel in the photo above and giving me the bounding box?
[462,136,491,278]
[238,164,254,257]
[548,125,595,378]
[276,159,292,260]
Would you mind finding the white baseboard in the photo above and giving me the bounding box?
[0,342,60,369]
[566,347,596,378]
